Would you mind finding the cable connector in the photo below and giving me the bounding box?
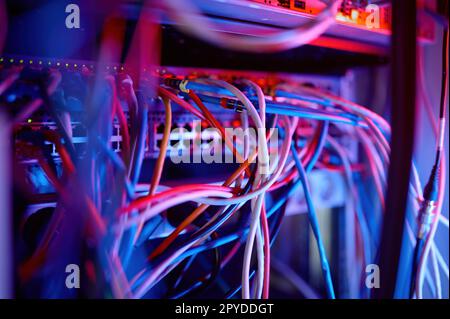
[423,161,440,202]
[179,80,190,93]
[162,77,182,89]
[417,200,436,239]
[219,97,244,113]
[162,77,191,93]
[417,160,440,240]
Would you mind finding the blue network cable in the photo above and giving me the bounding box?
[119,92,149,269]
[137,122,334,298]
[178,124,332,298]
[175,90,366,127]
[290,141,336,299]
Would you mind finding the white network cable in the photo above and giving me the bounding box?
[162,0,343,53]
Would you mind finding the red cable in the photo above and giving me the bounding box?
[158,87,206,120]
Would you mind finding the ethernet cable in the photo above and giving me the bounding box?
[414,24,449,299]
[290,140,335,299]
[11,62,448,299]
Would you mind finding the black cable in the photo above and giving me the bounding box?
[164,254,193,297]
[167,232,221,299]
[438,29,449,121]
[409,237,426,298]
[423,25,449,202]
[410,13,449,298]
[373,0,417,299]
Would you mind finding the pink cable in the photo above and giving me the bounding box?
[261,205,270,299]
[121,184,235,214]
[0,69,20,96]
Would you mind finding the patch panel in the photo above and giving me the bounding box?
[14,121,124,160]
[6,62,354,212]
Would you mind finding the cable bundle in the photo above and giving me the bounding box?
[1,0,448,300]
[2,58,448,298]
